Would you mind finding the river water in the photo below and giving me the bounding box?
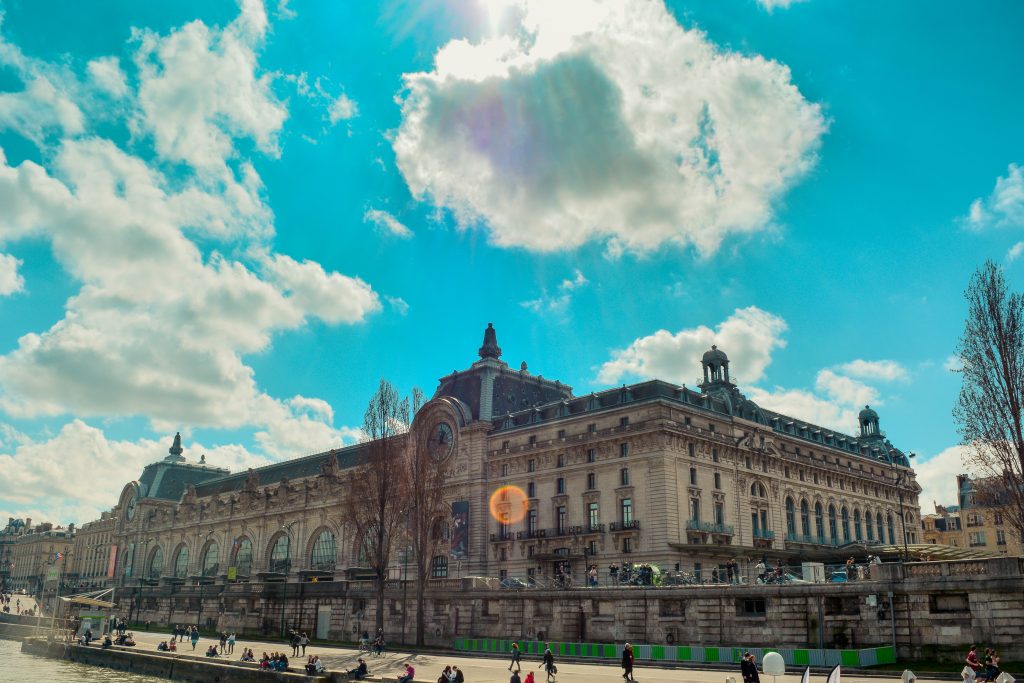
[1,638,164,682]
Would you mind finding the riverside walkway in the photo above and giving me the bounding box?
[121,629,938,682]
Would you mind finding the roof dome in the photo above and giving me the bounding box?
[702,345,729,364]
[859,405,878,420]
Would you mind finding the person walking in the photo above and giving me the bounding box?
[621,642,635,681]
[190,626,199,651]
[741,652,761,683]
[228,632,236,655]
[509,641,522,672]
[541,644,556,682]
[300,632,309,655]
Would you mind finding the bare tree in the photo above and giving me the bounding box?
[341,379,409,633]
[954,260,1024,541]
[401,389,452,645]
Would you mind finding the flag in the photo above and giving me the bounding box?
[55,552,63,561]
[801,666,811,683]
[827,664,841,683]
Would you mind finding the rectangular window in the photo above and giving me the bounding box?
[785,466,790,478]
[501,463,509,477]
[620,442,629,458]
[502,440,510,450]
[799,470,805,482]
[714,472,721,489]
[620,416,629,427]
[712,448,719,462]
[528,459,536,473]
[690,498,700,522]
[557,506,567,534]
[997,530,1007,545]
[813,472,819,484]
[557,429,566,439]
[620,468,630,486]
[714,501,725,525]
[527,482,536,498]
[622,537,633,554]
[431,556,449,578]
[528,509,538,535]
[761,460,768,473]
[587,448,596,463]
[688,443,695,457]
[557,477,565,494]
[684,416,692,426]
[588,502,600,528]
[969,532,987,547]
[709,424,715,432]
[529,435,537,445]
[995,513,1004,525]
[557,453,565,468]
[621,498,633,525]
[689,467,697,486]
[588,423,597,433]
[587,472,596,490]
[751,512,759,533]
[745,456,752,469]
[736,598,767,617]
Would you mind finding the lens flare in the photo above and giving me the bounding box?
[489,485,529,524]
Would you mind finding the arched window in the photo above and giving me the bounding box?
[887,513,895,545]
[750,482,766,498]
[233,538,253,577]
[814,502,824,540]
[876,513,885,543]
[841,507,850,542]
[173,545,189,578]
[785,497,795,536]
[310,530,337,571]
[270,534,291,573]
[854,509,863,541]
[202,542,220,577]
[865,511,875,541]
[148,547,163,580]
[800,499,810,537]
[828,505,838,543]
[122,543,136,578]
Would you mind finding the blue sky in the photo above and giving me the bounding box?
[0,0,1022,524]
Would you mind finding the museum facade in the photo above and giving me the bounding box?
[69,324,922,636]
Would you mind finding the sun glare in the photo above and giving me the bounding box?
[488,484,529,524]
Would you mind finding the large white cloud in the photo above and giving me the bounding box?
[913,445,968,511]
[598,306,788,385]
[964,163,1024,230]
[393,0,826,255]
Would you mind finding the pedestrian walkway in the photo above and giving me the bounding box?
[125,629,938,683]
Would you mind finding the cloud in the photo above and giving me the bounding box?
[329,93,358,123]
[385,295,410,315]
[756,0,807,10]
[1008,241,1024,262]
[598,306,787,385]
[943,354,963,372]
[393,0,825,255]
[814,369,879,407]
[914,445,968,510]
[521,269,588,314]
[131,0,287,171]
[837,359,908,382]
[364,208,413,238]
[262,253,381,324]
[746,386,861,434]
[0,253,24,296]
[963,163,1024,230]
[86,57,129,98]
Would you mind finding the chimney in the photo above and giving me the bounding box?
[25,517,31,530]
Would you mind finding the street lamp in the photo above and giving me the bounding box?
[278,522,297,638]
[883,446,914,562]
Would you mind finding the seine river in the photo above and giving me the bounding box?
[0,638,164,682]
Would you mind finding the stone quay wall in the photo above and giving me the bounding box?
[130,557,1024,663]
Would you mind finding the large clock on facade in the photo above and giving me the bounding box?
[125,495,137,521]
[427,421,455,462]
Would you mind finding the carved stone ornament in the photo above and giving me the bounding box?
[319,456,340,478]
[182,484,197,506]
[244,468,260,493]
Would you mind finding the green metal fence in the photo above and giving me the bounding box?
[452,638,896,668]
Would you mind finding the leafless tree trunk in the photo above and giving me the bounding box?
[401,390,451,646]
[954,260,1024,542]
[340,379,409,634]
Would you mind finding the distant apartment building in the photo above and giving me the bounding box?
[921,504,962,548]
[7,521,74,599]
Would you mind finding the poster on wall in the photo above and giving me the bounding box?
[106,545,118,578]
[451,501,469,560]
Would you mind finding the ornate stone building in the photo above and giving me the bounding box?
[91,324,921,635]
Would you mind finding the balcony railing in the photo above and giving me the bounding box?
[609,520,641,532]
[753,528,775,540]
[785,532,837,546]
[587,523,606,534]
[686,520,734,535]
[490,532,514,542]
[267,559,291,574]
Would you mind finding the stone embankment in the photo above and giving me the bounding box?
[20,637,434,682]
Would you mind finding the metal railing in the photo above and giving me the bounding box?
[753,528,775,539]
[686,520,734,535]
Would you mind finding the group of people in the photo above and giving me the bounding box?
[287,629,311,656]
[239,648,257,662]
[303,655,327,674]
[170,624,201,650]
[258,651,291,671]
[967,645,1003,682]
[0,594,21,614]
[359,628,387,656]
[155,640,177,652]
[610,562,658,586]
[435,664,467,682]
[508,641,558,682]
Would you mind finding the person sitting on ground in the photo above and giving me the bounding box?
[278,652,290,671]
[305,655,317,674]
[312,656,326,674]
[348,657,369,680]
[102,634,112,649]
[259,652,270,669]
[452,665,465,683]
[440,664,453,682]
[240,648,254,662]
[123,633,136,647]
[398,663,415,683]
[167,640,176,652]
[205,644,219,657]
[157,641,168,651]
